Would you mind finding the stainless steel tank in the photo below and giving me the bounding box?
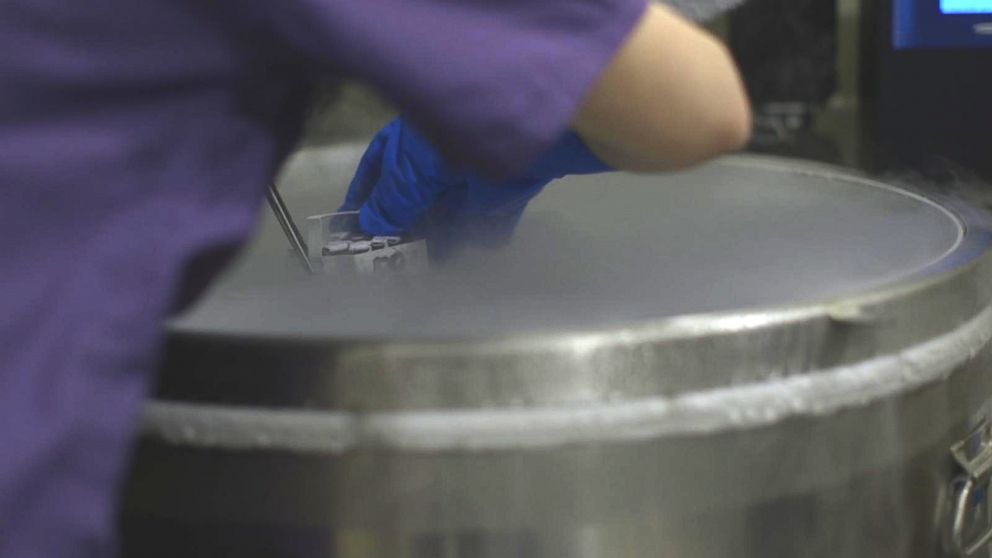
[121,146,992,558]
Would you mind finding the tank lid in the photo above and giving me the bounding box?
[160,153,992,412]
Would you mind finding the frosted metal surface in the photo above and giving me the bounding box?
[171,149,962,339]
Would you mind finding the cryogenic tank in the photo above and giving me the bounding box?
[121,146,992,557]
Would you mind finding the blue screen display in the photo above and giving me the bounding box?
[894,0,992,48]
[941,0,992,13]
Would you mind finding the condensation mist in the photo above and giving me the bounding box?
[171,145,962,340]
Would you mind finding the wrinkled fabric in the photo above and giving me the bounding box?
[0,0,646,556]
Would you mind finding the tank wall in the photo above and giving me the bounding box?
[124,345,992,557]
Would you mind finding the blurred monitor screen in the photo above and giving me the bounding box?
[894,0,992,48]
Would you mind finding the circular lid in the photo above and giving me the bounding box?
[174,155,962,339]
[158,150,990,412]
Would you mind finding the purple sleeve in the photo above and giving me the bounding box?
[254,0,647,177]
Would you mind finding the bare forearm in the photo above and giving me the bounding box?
[574,4,751,171]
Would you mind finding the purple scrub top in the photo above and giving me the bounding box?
[0,0,645,555]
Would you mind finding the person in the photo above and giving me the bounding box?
[0,0,749,555]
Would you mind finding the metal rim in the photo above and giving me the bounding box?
[146,302,992,451]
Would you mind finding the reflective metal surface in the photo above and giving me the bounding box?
[122,148,992,557]
[305,211,429,275]
[266,182,314,275]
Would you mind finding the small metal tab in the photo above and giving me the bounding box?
[951,419,992,556]
[349,240,372,254]
[370,236,401,250]
[322,241,350,256]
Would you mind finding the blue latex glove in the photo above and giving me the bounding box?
[339,117,612,259]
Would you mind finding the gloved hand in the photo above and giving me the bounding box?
[339,117,611,259]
